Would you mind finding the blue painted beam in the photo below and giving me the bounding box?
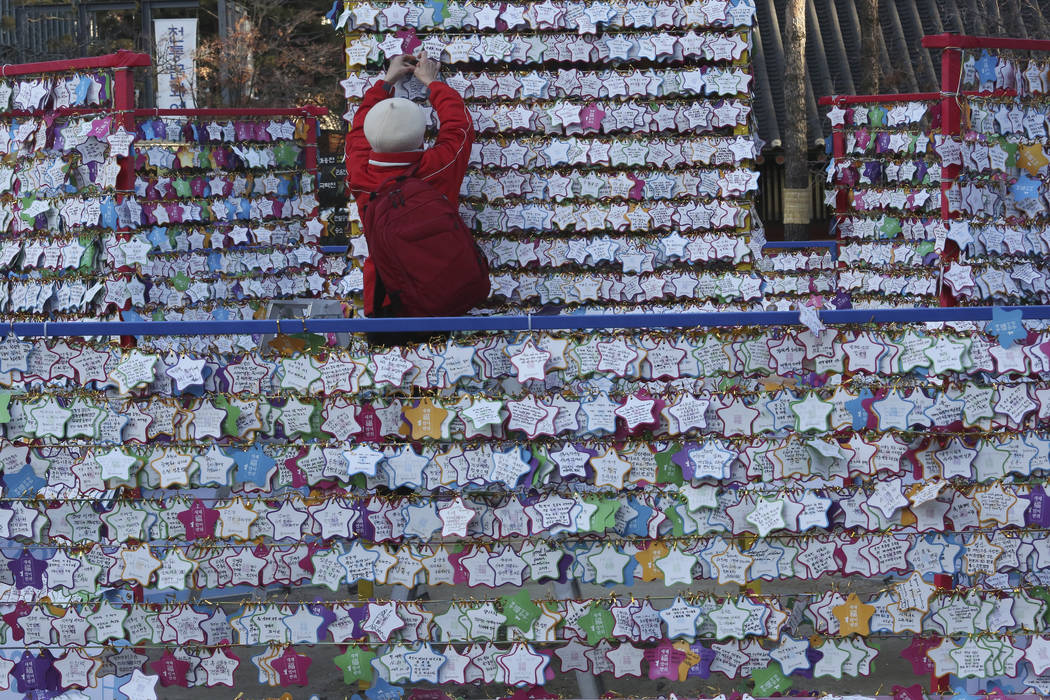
[5,306,1049,337]
[331,241,839,258]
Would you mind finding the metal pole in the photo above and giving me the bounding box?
[937,36,963,309]
[142,0,155,107]
[218,0,228,39]
[76,0,88,57]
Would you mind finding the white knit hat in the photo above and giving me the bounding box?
[363,97,426,153]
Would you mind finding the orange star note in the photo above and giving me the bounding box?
[1018,142,1049,176]
[634,541,669,582]
[832,592,875,636]
[402,397,449,440]
[674,640,699,681]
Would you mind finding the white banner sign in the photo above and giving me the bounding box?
[154,18,198,108]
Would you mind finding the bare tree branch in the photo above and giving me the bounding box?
[194,0,342,114]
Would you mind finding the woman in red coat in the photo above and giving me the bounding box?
[346,52,475,318]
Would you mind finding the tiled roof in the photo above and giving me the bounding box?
[754,0,1050,147]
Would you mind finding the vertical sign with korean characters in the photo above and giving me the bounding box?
[154,18,198,109]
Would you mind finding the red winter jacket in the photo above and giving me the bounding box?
[346,80,474,316]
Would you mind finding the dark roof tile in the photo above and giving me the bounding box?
[755,0,1049,145]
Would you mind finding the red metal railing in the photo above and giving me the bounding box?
[820,34,1050,311]
[821,35,1050,692]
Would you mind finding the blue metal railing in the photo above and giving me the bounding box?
[322,243,840,258]
[5,306,1045,337]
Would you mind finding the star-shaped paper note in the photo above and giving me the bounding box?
[438,497,475,537]
[614,392,658,431]
[752,662,793,695]
[120,669,159,700]
[333,645,375,684]
[986,306,1026,348]
[831,593,875,636]
[894,571,937,612]
[508,339,551,382]
[746,496,786,536]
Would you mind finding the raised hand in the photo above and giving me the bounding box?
[384,54,417,84]
[413,52,441,86]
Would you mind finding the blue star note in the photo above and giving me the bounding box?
[232,444,276,488]
[986,306,1026,348]
[212,307,230,321]
[1011,173,1042,202]
[974,50,998,84]
[120,309,147,343]
[207,251,223,273]
[225,196,243,220]
[616,554,639,587]
[425,0,450,21]
[948,678,980,700]
[100,198,119,230]
[183,365,211,398]
[147,226,168,251]
[844,388,873,431]
[75,75,92,104]
[622,496,651,537]
[277,177,291,197]
[365,677,404,700]
[3,464,45,498]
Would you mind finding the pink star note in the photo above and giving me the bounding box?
[579,103,606,131]
[627,174,646,200]
[272,646,312,686]
[176,499,219,541]
[643,638,686,680]
[88,116,113,140]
